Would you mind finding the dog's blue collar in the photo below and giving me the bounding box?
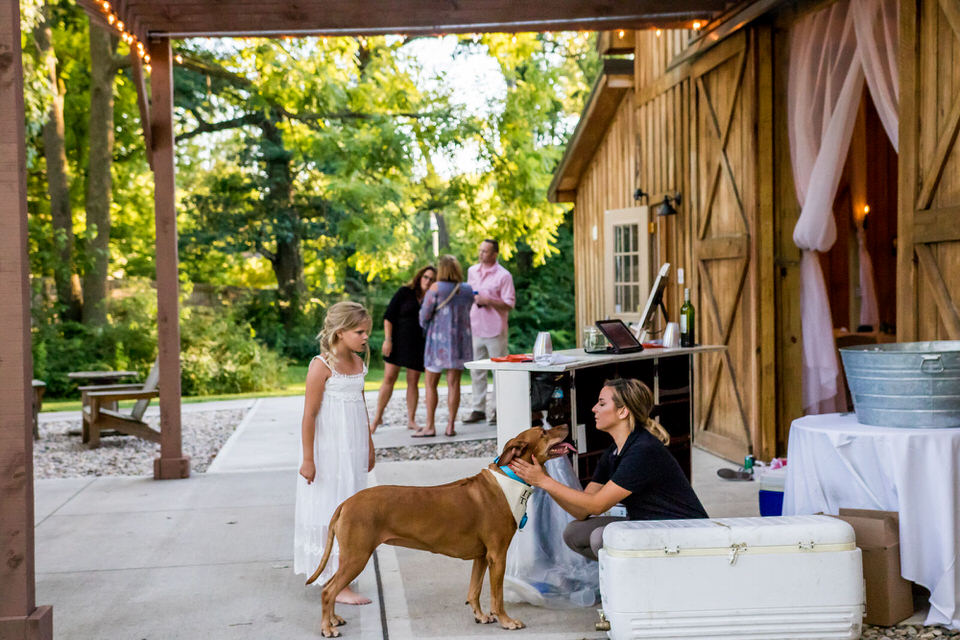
[494,456,530,486]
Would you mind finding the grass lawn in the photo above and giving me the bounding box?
[41,363,476,413]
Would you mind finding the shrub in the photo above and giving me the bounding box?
[179,307,287,396]
[33,281,287,398]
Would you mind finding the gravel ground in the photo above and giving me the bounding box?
[33,408,248,478]
[862,625,958,638]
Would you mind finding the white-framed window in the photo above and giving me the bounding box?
[604,206,652,322]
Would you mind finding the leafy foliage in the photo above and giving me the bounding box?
[24,11,599,392]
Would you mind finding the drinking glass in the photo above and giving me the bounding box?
[533,331,553,361]
[663,322,680,348]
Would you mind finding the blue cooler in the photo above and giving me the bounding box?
[758,467,786,516]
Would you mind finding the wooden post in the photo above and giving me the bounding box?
[0,2,54,637]
[149,37,190,480]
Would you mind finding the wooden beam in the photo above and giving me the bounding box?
[149,37,190,480]
[597,29,636,56]
[0,2,54,637]
[915,244,960,340]
[897,0,918,342]
[695,235,749,260]
[105,0,724,38]
[914,206,960,244]
[129,48,153,170]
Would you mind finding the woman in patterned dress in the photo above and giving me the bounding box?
[414,254,474,437]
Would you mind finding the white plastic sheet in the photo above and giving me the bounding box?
[504,455,599,609]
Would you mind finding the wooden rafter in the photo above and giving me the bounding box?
[79,0,725,42]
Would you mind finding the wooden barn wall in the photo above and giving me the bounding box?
[573,91,637,340]
[898,0,960,342]
[634,28,693,320]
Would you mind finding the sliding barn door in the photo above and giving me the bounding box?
[898,0,960,340]
[690,31,774,461]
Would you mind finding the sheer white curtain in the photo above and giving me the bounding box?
[789,0,864,414]
[852,0,900,151]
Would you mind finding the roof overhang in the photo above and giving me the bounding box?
[78,1,725,42]
[548,57,634,203]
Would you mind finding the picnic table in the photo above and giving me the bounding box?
[67,370,139,385]
[68,370,140,416]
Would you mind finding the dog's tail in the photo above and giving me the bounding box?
[305,502,343,585]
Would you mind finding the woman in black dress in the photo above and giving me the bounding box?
[370,264,436,432]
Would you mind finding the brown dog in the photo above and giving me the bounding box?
[305,424,573,637]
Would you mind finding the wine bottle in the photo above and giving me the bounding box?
[680,288,695,347]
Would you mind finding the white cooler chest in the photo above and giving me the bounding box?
[599,515,864,639]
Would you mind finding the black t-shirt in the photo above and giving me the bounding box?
[592,428,708,521]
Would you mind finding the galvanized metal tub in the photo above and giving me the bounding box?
[840,341,960,428]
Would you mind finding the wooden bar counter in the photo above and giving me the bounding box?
[466,345,724,484]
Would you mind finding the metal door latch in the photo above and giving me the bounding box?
[728,542,748,564]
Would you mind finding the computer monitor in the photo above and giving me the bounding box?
[637,263,670,337]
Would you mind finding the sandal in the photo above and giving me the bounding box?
[411,430,436,438]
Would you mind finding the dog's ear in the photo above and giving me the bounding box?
[497,442,527,467]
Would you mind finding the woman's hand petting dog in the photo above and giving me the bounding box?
[509,457,549,487]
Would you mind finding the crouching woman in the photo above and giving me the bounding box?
[509,378,707,560]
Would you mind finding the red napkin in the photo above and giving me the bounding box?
[491,353,533,363]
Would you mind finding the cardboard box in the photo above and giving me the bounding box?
[835,509,914,626]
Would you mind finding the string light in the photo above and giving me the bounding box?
[618,30,625,38]
[692,21,702,31]
[863,205,870,215]
[174,54,182,64]
[93,2,152,74]
[655,28,662,37]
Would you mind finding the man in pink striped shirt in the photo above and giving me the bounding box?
[464,239,515,426]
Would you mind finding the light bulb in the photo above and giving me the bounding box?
[693,21,702,30]
[863,205,870,215]
[618,30,625,38]
[655,28,662,37]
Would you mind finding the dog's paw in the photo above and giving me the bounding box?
[320,626,341,638]
[497,616,525,630]
[332,614,346,627]
[473,612,496,624]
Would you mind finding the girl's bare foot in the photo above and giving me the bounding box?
[336,586,371,605]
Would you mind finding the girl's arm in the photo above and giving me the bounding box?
[360,354,375,466]
[509,457,631,520]
[299,358,330,483]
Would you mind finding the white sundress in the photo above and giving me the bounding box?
[293,355,369,583]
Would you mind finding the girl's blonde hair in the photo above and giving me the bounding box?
[604,378,670,445]
[436,254,463,283]
[317,301,371,367]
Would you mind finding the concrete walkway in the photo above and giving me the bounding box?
[34,393,759,640]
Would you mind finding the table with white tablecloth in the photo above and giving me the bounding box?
[783,413,960,629]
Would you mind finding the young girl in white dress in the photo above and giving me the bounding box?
[294,301,375,605]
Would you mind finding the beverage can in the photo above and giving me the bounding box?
[743,454,755,471]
